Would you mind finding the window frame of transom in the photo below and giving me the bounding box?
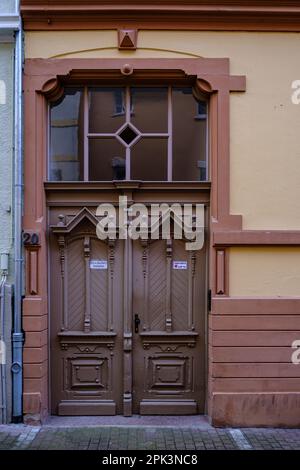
[48,82,209,183]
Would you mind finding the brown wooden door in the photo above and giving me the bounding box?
[132,238,206,414]
[50,211,124,415]
[50,205,206,416]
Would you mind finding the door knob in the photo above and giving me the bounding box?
[134,314,141,333]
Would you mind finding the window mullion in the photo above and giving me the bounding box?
[125,86,131,180]
[84,86,89,181]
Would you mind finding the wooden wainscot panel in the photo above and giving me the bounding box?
[57,331,116,350]
[140,331,198,350]
[139,331,199,415]
[140,400,198,415]
[57,331,117,416]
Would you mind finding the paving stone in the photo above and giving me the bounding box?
[1,424,300,450]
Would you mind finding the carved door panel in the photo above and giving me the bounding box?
[50,207,207,416]
[50,212,123,415]
[132,238,206,415]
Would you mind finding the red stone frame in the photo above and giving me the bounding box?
[24,57,300,429]
[23,57,245,422]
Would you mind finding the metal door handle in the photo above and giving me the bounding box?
[134,314,141,333]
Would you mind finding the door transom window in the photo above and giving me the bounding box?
[49,85,208,182]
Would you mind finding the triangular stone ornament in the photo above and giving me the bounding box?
[118,29,137,50]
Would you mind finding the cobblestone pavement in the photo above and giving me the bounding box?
[0,425,300,450]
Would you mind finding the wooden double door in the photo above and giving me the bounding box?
[50,198,207,416]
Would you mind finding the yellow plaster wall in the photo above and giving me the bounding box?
[229,247,300,296]
[25,30,300,231]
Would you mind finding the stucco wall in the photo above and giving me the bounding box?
[229,247,300,296]
[24,30,300,297]
[0,0,16,14]
[25,30,300,231]
[0,41,14,282]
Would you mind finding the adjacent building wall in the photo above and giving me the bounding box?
[0,0,16,15]
[0,0,17,424]
[0,39,14,281]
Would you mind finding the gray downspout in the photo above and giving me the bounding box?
[11,5,23,423]
[0,273,7,423]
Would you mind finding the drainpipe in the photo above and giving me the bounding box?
[12,5,23,423]
[0,253,8,423]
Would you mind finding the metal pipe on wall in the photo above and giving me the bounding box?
[12,1,23,423]
[0,274,7,423]
[0,248,10,424]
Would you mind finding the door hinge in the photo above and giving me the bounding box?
[207,289,212,312]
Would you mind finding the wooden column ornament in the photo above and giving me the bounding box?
[108,239,115,332]
[165,239,173,332]
[83,236,91,332]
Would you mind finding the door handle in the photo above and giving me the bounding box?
[134,314,141,333]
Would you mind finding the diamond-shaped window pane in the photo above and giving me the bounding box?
[118,125,138,145]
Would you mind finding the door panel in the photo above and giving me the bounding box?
[132,238,206,415]
[50,203,207,416]
[50,215,123,415]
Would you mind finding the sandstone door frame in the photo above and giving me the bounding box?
[23,57,246,420]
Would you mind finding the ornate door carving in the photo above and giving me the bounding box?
[50,208,123,415]
[132,237,206,414]
[50,205,206,416]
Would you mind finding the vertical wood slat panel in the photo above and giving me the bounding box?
[165,239,172,332]
[141,240,149,331]
[108,240,115,332]
[83,236,91,332]
[188,251,196,330]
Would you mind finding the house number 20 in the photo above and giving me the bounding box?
[22,231,40,246]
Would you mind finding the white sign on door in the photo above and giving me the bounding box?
[173,261,187,270]
[90,259,108,270]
